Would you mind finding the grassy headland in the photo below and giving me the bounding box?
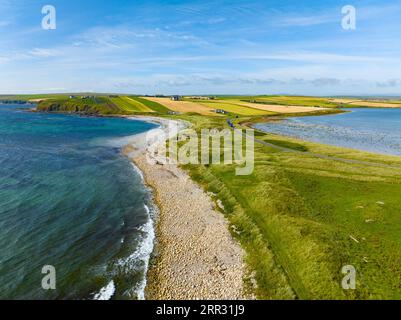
[24,94,401,299]
[32,95,171,115]
[37,97,123,115]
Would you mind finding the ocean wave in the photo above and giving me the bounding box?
[94,280,116,300]
[114,204,156,300]
[90,134,143,148]
[134,204,156,300]
[91,202,156,300]
[131,163,144,182]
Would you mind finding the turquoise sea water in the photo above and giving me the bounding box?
[254,108,401,155]
[0,104,158,299]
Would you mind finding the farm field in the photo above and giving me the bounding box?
[218,95,340,108]
[110,96,155,113]
[195,101,272,116]
[35,95,172,115]
[329,98,401,108]
[135,97,171,113]
[195,100,271,116]
[215,99,327,113]
[142,97,218,115]
[216,95,401,109]
[28,94,401,116]
[34,95,344,116]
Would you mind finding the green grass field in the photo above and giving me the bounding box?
[219,95,401,108]
[133,96,171,113]
[174,114,401,299]
[35,95,172,115]
[110,96,154,113]
[185,95,351,108]
[241,96,341,108]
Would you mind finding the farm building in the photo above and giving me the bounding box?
[215,109,227,114]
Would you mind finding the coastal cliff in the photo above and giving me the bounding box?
[37,98,123,115]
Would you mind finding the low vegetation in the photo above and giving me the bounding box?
[217,95,401,109]
[133,97,171,114]
[175,114,401,299]
[110,96,155,113]
[36,95,172,115]
[246,95,341,107]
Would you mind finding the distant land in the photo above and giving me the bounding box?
[2,94,401,116]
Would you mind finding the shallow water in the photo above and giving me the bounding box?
[0,104,158,299]
[254,108,401,156]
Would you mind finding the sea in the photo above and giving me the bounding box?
[0,103,158,300]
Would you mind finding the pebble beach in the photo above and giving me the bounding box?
[124,117,248,300]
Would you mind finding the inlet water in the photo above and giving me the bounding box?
[254,108,401,156]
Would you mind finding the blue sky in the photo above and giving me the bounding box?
[1,0,401,95]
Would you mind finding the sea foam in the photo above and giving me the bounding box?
[94,280,116,300]
[114,203,156,300]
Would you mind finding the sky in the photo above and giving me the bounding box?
[1,0,401,95]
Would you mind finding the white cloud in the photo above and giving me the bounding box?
[273,3,401,28]
[29,48,61,58]
[226,52,394,63]
[277,14,336,27]
[73,25,210,51]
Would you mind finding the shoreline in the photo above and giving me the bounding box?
[251,108,401,157]
[124,116,250,300]
[28,107,249,299]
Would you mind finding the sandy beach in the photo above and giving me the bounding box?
[124,117,249,300]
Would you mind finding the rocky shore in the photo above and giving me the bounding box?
[124,117,249,300]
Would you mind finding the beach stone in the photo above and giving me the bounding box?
[132,148,250,300]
